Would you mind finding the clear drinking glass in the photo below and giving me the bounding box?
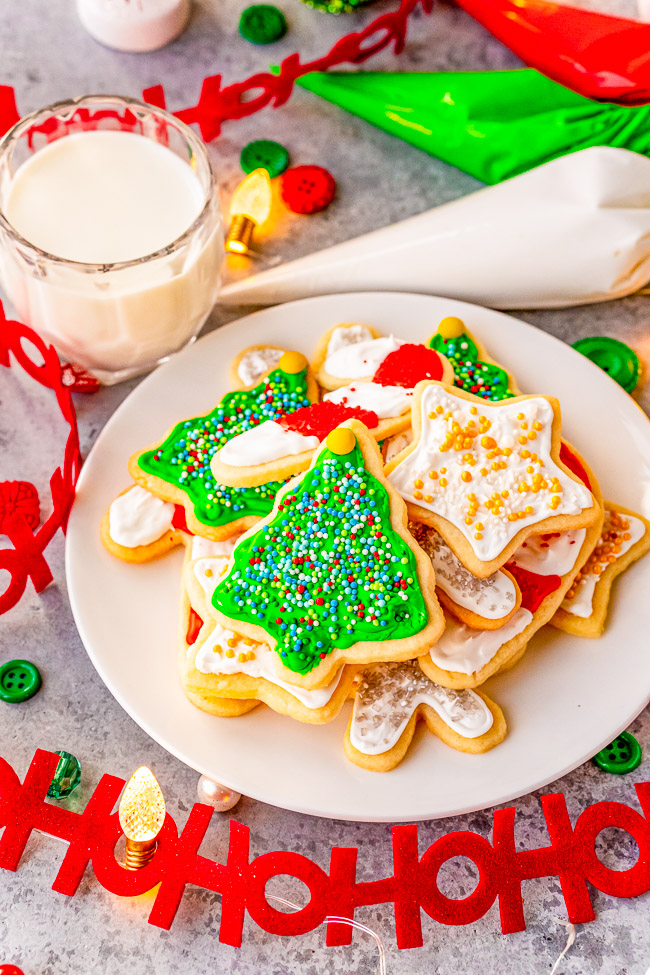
[0,95,223,384]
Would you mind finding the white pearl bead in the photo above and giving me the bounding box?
[197,775,242,811]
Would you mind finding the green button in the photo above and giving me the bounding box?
[0,659,41,703]
[47,750,82,800]
[241,139,289,178]
[572,336,640,393]
[592,732,642,774]
[239,4,287,43]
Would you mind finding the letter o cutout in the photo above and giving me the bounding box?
[419,831,497,925]
[246,851,328,936]
[574,801,650,898]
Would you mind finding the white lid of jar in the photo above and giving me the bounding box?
[76,0,191,52]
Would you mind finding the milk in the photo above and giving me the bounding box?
[0,127,222,380]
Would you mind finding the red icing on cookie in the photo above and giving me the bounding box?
[186,608,204,646]
[505,562,561,613]
[172,505,193,535]
[559,443,591,490]
[373,343,444,388]
[279,401,379,439]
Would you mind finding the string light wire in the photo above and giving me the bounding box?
[268,895,387,975]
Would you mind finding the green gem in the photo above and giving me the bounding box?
[241,139,289,178]
[592,732,642,775]
[239,4,287,43]
[297,0,377,12]
[572,336,640,393]
[47,750,82,799]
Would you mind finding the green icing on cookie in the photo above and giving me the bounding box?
[137,366,311,529]
[211,441,429,674]
[429,331,513,401]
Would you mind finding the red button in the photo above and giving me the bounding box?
[281,165,336,214]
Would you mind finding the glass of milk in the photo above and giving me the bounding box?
[0,95,223,383]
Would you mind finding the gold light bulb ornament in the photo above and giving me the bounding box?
[118,766,166,870]
[225,168,273,255]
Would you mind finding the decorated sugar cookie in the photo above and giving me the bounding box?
[127,351,318,541]
[552,502,650,638]
[179,546,259,718]
[428,316,519,402]
[409,520,522,630]
[420,443,604,688]
[101,485,188,563]
[212,342,454,489]
[229,344,287,389]
[386,382,600,577]
[343,660,506,772]
[208,420,445,690]
[312,322,453,392]
[180,535,357,723]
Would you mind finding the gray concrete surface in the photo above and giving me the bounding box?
[1,0,650,972]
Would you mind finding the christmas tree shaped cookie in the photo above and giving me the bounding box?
[209,419,444,689]
[129,351,318,540]
[429,316,518,402]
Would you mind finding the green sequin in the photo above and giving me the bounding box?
[137,367,311,530]
[429,331,514,401]
[212,441,429,674]
[47,750,82,799]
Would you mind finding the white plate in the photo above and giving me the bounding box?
[66,292,650,822]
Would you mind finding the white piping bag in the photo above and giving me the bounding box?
[219,147,650,310]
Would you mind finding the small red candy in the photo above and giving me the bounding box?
[281,165,336,215]
[60,363,100,393]
[0,966,25,975]
[0,481,40,533]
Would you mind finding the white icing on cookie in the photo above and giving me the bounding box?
[418,528,516,620]
[510,529,586,576]
[324,382,412,418]
[388,386,594,562]
[109,486,174,548]
[325,324,373,358]
[217,420,319,467]
[193,556,232,600]
[191,534,241,560]
[428,608,533,675]
[238,347,284,387]
[324,334,405,380]
[195,624,341,709]
[349,660,493,755]
[561,511,645,618]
